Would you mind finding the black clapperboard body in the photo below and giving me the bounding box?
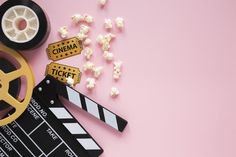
[0,75,128,157]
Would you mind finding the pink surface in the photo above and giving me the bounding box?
[1,0,236,156]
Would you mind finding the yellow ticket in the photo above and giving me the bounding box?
[46,62,81,85]
[47,37,83,61]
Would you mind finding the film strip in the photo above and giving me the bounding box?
[0,0,50,50]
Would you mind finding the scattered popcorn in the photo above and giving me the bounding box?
[76,32,88,41]
[115,17,124,29]
[70,10,126,98]
[99,0,107,6]
[83,38,92,46]
[66,77,74,87]
[97,33,115,45]
[83,61,95,72]
[110,87,120,97]
[113,61,122,80]
[83,47,93,60]
[104,19,113,29]
[84,14,94,24]
[71,14,84,23]
[80,25,90,34]
[58,26,68,39]
[86,78,96,89]
[103,51,114,61]
[71,13,94,25]
[93,66,103,78]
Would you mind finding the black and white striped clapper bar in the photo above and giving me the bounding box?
[34,75,128,157]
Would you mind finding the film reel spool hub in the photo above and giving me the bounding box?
[0,0,50,50]
[0,43,34,126]
[1,5,40,43]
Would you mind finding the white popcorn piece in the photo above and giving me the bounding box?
[66,77,74,87]
[114,68,121,72]
[113,70,122,80]
[58,26,68,39]
[83,47,93,60]
[71,14,84,23]
[103,51,114,61]
[102,41,110,51]
[104,33,116,42]
[104,19,113,29]
[80,25,90,34]
[84,14,94,24]
[113,61,122,80]
[97,34,105,45]
[115,17,124,29]
[99,0,107,6]
[83,61,95,72]
[110,87,120,97]
[113,74,121,80]
[84,38,92,46]
[93,66,103,78]
[114,61,123,70]
[86,78,96,90]
[76,32,88,41]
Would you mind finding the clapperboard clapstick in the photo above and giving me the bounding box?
[32,76,128,156]
[34,75,128,132]
[0,76,128,157]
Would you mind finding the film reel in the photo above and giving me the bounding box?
[0,43,34,126]
[0,0,50,50]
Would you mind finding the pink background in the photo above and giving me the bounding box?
[1,0,236,156]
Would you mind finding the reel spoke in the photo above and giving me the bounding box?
[3,93,22,110]
[6,67,24,81]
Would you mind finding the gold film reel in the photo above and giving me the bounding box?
[0,43,34,126]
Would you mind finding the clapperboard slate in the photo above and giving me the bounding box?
[0,76,128,157]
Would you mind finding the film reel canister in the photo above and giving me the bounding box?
[0,0,50,50]
[0,43,34,126]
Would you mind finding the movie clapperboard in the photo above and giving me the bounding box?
[0,76,128,157]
